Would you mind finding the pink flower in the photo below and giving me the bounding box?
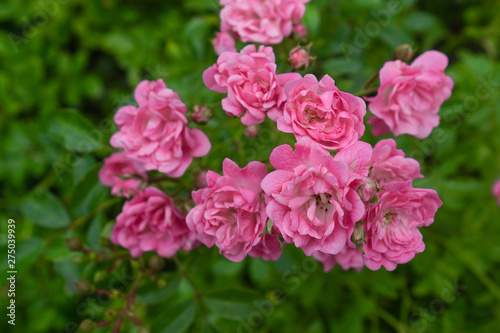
[186,159,268,262]
[492,179,500,206]
[220,0,310,45]
[312,246,365,272]
[361,181,442,271]
[249,230,283,261]
[203,45,301,125]
[261,139,365,256]
[213,32,236,55]
[98,152,147,198]
[111,187,198,258]
[333,139,423,203]
[110,79,211,177]
[370,139,423,185]
[275,74,366,151]
[366,50,454,139]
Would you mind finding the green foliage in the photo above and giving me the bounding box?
[1,0,500,332]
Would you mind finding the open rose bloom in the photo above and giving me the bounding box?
[261,139,366,256]
[111,187,198,258]
[186,159,281,262]
[220,0,310,44]
[272,74,366,151]
[98,151,147,198]
[203,44,301,125]
[367,50,454,139]
[110,79,211,177]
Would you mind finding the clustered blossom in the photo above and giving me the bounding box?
[219,0,310,45]
[98,152,147,198]
[100,0,450,272]
[100,79,212,259]
[186,159,282,261]
[110,79,211,177]
[111,187,198,258]
[366,50,454,139]
[203,44,301,125]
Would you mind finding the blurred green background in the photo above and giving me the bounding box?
[1,0,500,332]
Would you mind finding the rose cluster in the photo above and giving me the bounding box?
[99,79,211,258]
[98,1,456,271]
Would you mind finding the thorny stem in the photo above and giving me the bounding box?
[172,255,210,325]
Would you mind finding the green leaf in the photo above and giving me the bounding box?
[70,164,108,218]
[48,109,103,152]
[152,299,196,333]
[21,190,71,229]
[205,288,262,320]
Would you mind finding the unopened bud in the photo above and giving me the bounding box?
[148,255,165,272]
[138,327,151,333]
[78,319,95,332]
[293,24,308,40]
[75,280,94,295]
[191,105,212,125]
[350,222,366,252]
[157,277,168,289]
[213,32,236,55]
[93,270,107,284]
[105,308,120,321]
[393,44,414,63]
[288,45,313,71]
[244,125,259,139]
[195,171,208,188]
[66,237,83,252]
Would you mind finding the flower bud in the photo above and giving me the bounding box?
[393,44,414,63]
[350,222,366,252]
[148,255,165,272]
[75,280,94,295]
[293,24,308,40]
[66,237,83,252]
[213,32,236,55]
[244,125,259,139]
[93,270,107,284]
[288,45,313,71]
[78,319,95,333]
[190,105,212,125]
[195,171,208,189]
[138,327,151,333]
[105,308,120,322]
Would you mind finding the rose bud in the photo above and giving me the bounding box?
[288,45,313,71]
[393,44,415,63]
[244,125,259,139]
[293,24,308,40]
[213,32,236,55]
[195,171,208,189]
[190,105,212,125]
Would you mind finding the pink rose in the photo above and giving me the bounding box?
[111,187,198,258]
[203,45,301,125]
[248,229,283,261]
[361,181,442,271]
[98,152,147,198]
[492,179,500,206]
[220,0,310,45]
[213,32,237,55]
[186,159,268,262]
[333,139,423,203]
[366,50,454,139]
[275,74,366,151]
[370,139,423,185]
[261,139,365,256]
[312,246,365,272]
[110,79,211,177]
